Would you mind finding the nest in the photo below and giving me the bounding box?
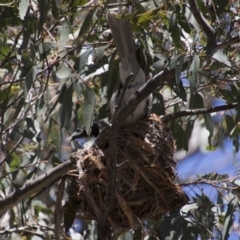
[66,114,187,235]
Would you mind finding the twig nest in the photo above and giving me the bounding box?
[67,114,187,235]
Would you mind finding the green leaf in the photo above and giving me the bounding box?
[233,136,239,154]
[0,85,11,103]
[221,197,238,240]
[203,113,214,147]
[152,93,165,115]
[197,172,229,181]
[25,66,37,92]
[234,108,240,126]
[59,20,71,51]
[184,6,200,32]
[51,0,60,18]
[219,89,236,103]
[39,42,57,54]
[76,48,93,72]
[224,115,234,133]
[185,120,195,145]
[160,210,186,239]
[0,44,11,61]
[212,51,231,67]
[97,103,108,120]
[171,120,188,150]
[19,118,41,141]
[17,52,34,68]
[107,51,118,99]
[169,11,177,30]
[134,0,147,15]
[10,156,20,171]
[230,123,240,138]
[13,96,24,120]
[64,198,79,234]
[46,85,66,119]
[176,5,191,34]
[169,12,181,49]
[83,85,96,135]
[230,84,239,99]
[95,45,108,60]
[169,55,183,70]
[175,55,184,85]
[78,8,95,38]
[38,0,48,34]
[136,7,160,23]
[19,0,29,20]
[56,66,71,80]
[216,0,229,15]
[60,83,73,128]
[189,55,200,93]
[189,93,204,109]
[171,24,181,49]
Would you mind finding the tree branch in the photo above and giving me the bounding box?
[216,36,240,50]
[118,61,189,124]
[98,74,136,239]
[0,159,74,216]
[188,0,215,46]
[162,103,238,124]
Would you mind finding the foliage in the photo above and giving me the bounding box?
[0,0,240,239]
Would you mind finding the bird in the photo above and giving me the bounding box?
[107,9,153,126]
[66,122,100,149]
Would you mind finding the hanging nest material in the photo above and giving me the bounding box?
[66,114,187,235]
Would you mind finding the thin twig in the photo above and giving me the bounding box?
[216,36,240,50]
[162,102,238,124]
[0,136,24,166]
[118,61,190,124]
[0,159,74,216]
[188,0,215,46]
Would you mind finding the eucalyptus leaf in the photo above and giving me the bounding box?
[19,0,29,20]
[197,172,229,181]
[38,0,48,34]
[78,48,93,72]
[152,93,165,115]
[39,42,57,54]
[189,93,203,109]
[203,113,214,147]
[78,8,95,38]
[189,55,200,93]
[212,51,231,67]
[221,197,238,240]
[59,20,71,51]
[56,66,71,80]
[137,7,161,23]
[171,120,188,150]
[25,66,37,92]
[60,83,73,128]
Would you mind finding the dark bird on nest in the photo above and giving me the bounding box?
[107,9,153,126]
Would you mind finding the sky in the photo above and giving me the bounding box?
[177,137,240,239]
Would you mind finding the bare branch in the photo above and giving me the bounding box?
[188,0,215,46]
[216,36,240,50]
[0,136,24,166]
[0,159,74,216]
[162,103,238,124]
[0,1,15,7]
[118,61,189,124]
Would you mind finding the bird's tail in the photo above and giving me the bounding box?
[106,10,139,71]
